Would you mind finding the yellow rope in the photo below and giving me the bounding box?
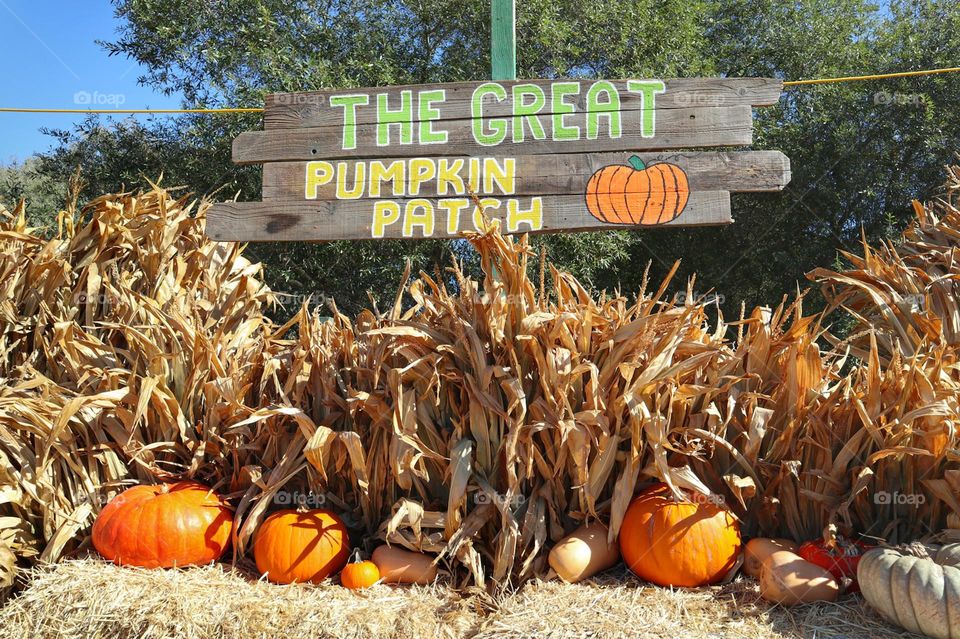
[0,107,263,113]
[783,66,960,86]
[2,67,959,113]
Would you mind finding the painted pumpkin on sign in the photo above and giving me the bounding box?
[92,481,233,569]
[619,483,740,587]
[585,156,690,225]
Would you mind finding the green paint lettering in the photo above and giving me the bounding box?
[329,94,369,150]
[512,84,546,143]
[472,82,508,146]
[626,80,666,138]
[418,89,447,144]
[377,90,414,146]
[551,81,580,141]
[586,81,621,140]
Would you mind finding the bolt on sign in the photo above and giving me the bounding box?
[206,78,791,241]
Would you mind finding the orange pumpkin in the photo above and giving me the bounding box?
[254,508,350,584]
[585,156,689,225]
[619,483,740,587]
[92,481,233,569]
[340,550,380,589]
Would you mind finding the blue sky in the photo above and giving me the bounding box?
[0,0,182,162]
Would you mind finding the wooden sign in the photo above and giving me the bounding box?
[207,78,790,241]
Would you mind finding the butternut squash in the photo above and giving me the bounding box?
[371,545,438,585]
[548,522,620,583]
[759,549,839,605]
[743,538,799,578]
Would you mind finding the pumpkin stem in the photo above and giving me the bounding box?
[628,155,646,171]
[350,548,363,564]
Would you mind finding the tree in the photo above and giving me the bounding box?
[0,157,67,231]
[28,0,960,317]
[611,0,960,316]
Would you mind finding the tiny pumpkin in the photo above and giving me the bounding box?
[619,483,741,587]
[254,508,350,584]
[92,481,233,569]
[585,156,690,226]
[340,550,380,590]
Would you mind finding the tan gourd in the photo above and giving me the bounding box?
[743,538,799,578]
[548,522,620,583]
[371,545,438,585]
[759,549,840,605]
[858,543,960,639]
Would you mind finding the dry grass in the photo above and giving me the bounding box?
[1,165,959,595]
[0,559,922,639]
[0,559,479,639]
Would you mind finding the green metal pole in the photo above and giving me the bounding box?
[488,0,515,287]
[491,0,516,81]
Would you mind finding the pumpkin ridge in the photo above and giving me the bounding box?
[668,165,684,221]
[608,166,630,224]
[617,166,631,224]
[632,165,651,226]
[895,556,923,634]
[912,559,946,638]
[639,165,656,225]
[154,494,173,567]
[595,167,616,223]
[943,564,960,639]
[648,165,668,225]
[585,173,601,221]
[651,166,667,225]
[658,164,678,225]
[127,499,156,568]
[674,164,690,215]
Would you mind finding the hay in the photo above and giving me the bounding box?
[480,568,918,639]
[0,559,921,639]
[0,559,480,639]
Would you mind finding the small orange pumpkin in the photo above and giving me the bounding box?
[340,549,380,589]
[92,481,233,569]
[585,156,689,225]
[619,482,741,587]
[254,508,350,584]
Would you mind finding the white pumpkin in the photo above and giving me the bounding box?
[858,543,960,639]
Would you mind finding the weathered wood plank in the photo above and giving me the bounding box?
[261,150,791,201]
[206,192,732,242]
[235,106,753,163]
[264,78,782,129]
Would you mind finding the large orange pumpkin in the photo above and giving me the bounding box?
[92,481,233,569]
[619,483,740,587]
[585,156,689,225]
[254,509,350,584]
